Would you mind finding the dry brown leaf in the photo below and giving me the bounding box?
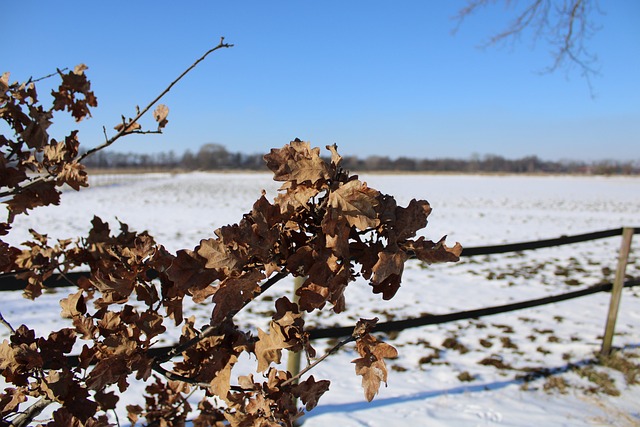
[402,236,462,264]
[60,291,86,318]
[352,332,398,402]
[114,120,141,133]
[211,270,264,324]
[153,104,169,129]
[327,179,380,231]
[263,139,331,184]
[197,238,244,272]
[370,249,408,300]
[292,375,330,411]
[255,321,290,372]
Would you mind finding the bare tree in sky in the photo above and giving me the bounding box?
[454,0,602,91]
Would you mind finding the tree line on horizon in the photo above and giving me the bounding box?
[81,143,640,175]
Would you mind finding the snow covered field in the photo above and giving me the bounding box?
[2,172,640,426]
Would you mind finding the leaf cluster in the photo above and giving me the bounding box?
[1,55,460,426]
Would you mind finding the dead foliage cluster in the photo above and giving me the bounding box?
[0,41,460,426]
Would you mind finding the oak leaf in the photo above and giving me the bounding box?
[263,139,331,184]
[327,179,380,231]
[394,199,432,242]
[114,119,141,133]
[274,181,321,213]
[254,321,289,372]
[6,180,60,223]
[57,161,88,191]
[60,290,86,318]
[0,164,27,189]
[51,65,98,121]
[402,236,462,263]
[352,332,398,402]
[292,375,330,411]
[211,270,265,324]
[165,249,220,293]
[153,104,169,129]
[208,354,238,400]
[326,143,342,169]
[197,238,244,272]
[85,355,129,391]
[370,249,408,300]
[0,387,26,415]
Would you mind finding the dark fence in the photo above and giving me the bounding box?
[2,227,637,291]
[1,227,638,361]
[308,279,640,340]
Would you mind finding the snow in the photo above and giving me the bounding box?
[2,172,639,426]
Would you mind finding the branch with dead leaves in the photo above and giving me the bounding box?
[1,37,462,426]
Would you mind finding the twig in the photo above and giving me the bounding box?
[281,335,356,387]
[112,408,121,427]
[0,311,16,334]
[27,68,69,84]
[78,37,233,163]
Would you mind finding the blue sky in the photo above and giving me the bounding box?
[4,1,639,161]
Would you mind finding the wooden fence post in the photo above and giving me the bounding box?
[600,227,634,356]
[287,276,305,381]
[287,276,305,425]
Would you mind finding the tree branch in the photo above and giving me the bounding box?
[27,68,69,84]
[453,0,600,91]
[78,37,233,163]
[9,397,53,427]
[152,270,289,364]
[0,311,16,334]
[281,335,356,387]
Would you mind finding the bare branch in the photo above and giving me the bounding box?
[78,37,233,163]
[9,397,53,427]
[453,0,601,90]
[27,67,69,84]
[0,311,15,334]
[281,335,356,387]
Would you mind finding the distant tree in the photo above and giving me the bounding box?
[454,0,602,90]
[196,142,230,169]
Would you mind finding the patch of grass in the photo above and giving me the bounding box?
[492,324,514,334]
[457,371,475,382]
[543,376,569,394]
[442,337,469,354]
[419,350,441,365]
[575,366,620,396]
[536,346,551,356]
[479,338,493,348]
[478,355,512,370]
[598,352,640,385]
[500,336,519,349]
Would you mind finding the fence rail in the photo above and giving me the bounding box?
[2,227,638,290]
[308,279,640,340]
[460,227,640,257]
[1,227,637,367]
